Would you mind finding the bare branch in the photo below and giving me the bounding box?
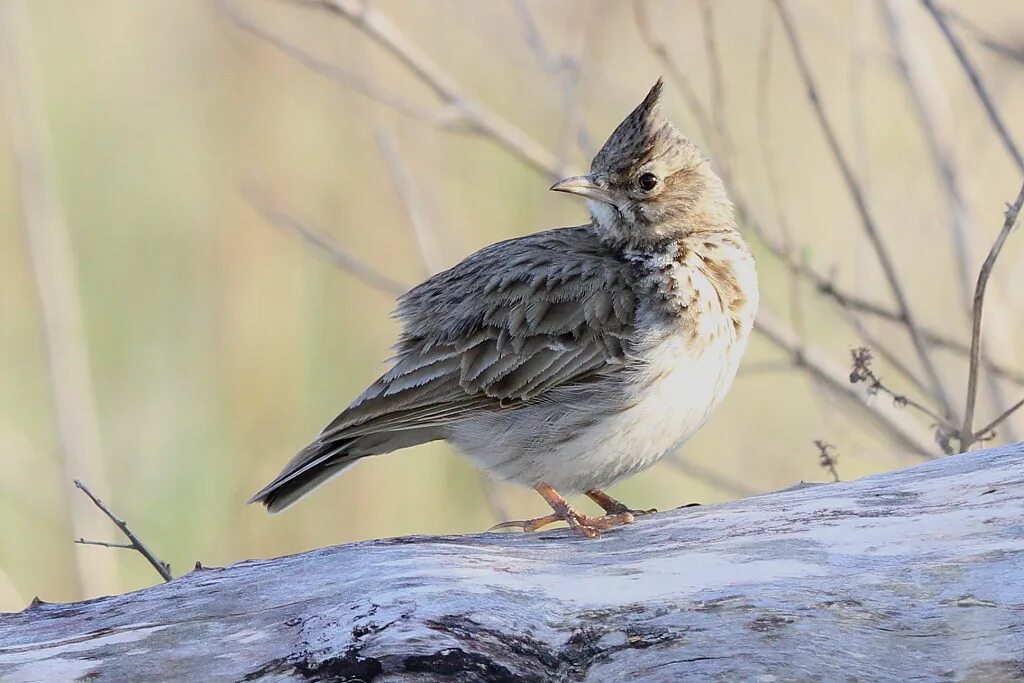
[75,540,134,550]
[375,130,446,275]
[960,180,1024,450]
[755,10,804,338]
[632,0,717,150]
[773,0,955,421]
[940,5,1024,66]
[213,0,454,126]
[698,0,728,157]
[243,186,409,297]
[974,396,1024,443]
[300,0,565,179]
[883,0,1019,442]
[73,480,172,583]
[920,0,1024,173]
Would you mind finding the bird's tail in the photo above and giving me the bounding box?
[247,428,440,513]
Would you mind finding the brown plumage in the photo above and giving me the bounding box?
[250,79,758,537]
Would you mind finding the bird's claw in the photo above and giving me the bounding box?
[490,509,636,538]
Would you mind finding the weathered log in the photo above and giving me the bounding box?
[1,442,1023,682]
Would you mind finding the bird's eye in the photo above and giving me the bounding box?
[637,172,659,191]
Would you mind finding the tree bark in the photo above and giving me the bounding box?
[2,443,1023,682]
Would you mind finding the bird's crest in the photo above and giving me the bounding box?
[591,78,689,175]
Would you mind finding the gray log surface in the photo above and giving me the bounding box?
[1,443,1023,683]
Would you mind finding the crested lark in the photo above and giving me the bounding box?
[250,80,758,537]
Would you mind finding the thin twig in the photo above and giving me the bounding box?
[755,10,804,339]
[73,480,172,582]
[849,347,955,444]
[973,396,1024,442]
[773,0,955,422]
[920,0,1024,173]
[960,180,1024,450]
[75,540,134,550]
[375,130,446,275]
[632,0,717,149]
[1,0,120,599]
[698,0,731,170]
[300,0,564,179]
[940,5,1024,66]
[813,440,840,483]
[214,0,459,127]
[882,0,1019,442]
[244,186,409,297]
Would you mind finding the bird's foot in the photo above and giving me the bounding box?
[585,489,657,518]
[489,483,642,538]
[490,508,635,538]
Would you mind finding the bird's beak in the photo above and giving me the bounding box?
[549,174,615,205]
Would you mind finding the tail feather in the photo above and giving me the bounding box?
[248,428,441,513]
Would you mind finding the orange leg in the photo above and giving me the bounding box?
[490,484,637,538]
[585,489,658,517]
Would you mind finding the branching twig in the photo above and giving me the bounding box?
[813,440,840,483]
[244,186,409,297]
[773,0,955,422]
[959,181,1024,450]
[73,480,172,583]
[849,347,955,452]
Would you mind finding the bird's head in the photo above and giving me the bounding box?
[551,79,729,247]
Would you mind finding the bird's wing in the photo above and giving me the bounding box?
[320,226,638,440]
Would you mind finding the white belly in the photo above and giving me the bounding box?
[530,328,747,491]
[447,324,748,493]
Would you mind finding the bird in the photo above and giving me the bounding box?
[249,79,758,537]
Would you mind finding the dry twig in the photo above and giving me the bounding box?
[813,440,840,483]
[849,347,954,445]
[882,0,1019,442]
[921,1,1024,172]
[773,0,954,421]
[920,0,1024,173]
[302,0,564,179]
[973,396,1024,444]
[959,181,1024,450]
[244,186,409,297]
[73,480,172,583]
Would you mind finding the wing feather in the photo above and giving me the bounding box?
[319,226,636,440]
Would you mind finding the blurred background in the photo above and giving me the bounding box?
[1,0,1022,611]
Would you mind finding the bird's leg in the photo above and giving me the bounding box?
[490,484,636,538]
[585,489,657,517]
